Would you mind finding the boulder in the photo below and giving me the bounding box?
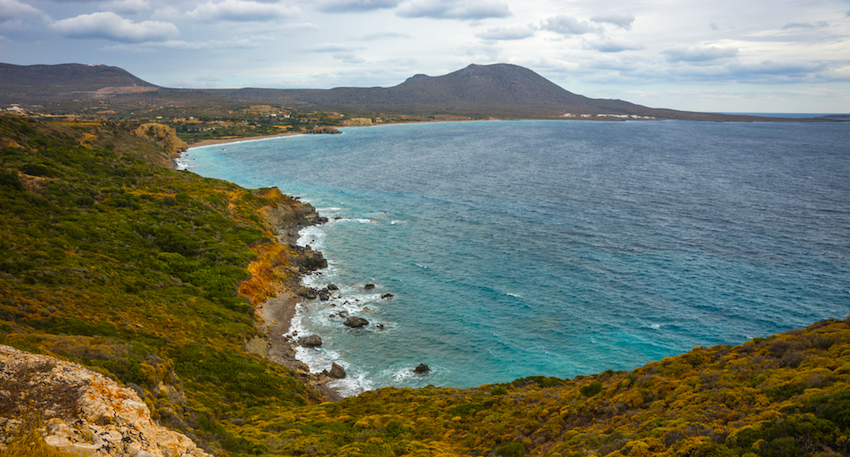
[413,363,430,374]
[380,293,394,299]
[364,284,376,290]
[344,316,369,328]
[298,249,328,271]
[328,363,346,379]
[296,286,317,299]
[298,335,322,348]
[327,284,339,290]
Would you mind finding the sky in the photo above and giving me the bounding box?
[2,0,850,113]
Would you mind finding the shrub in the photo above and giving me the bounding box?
[580,380,603,397]
[495,441,525,457]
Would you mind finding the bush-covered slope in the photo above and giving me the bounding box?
[0,116,324,455]
[1,115,848,457]
[281,318,849,456]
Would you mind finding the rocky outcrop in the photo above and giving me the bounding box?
[298,335,323,348]
[413,363,430,374]
[343,316,369,329]
[327,363,346,379]
[306,126,342,134]
[0,344,209,457]
[134,123,188,158]
[296,248,328,272]
[257,188,327,246]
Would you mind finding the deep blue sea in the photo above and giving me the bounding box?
[179,120,850,396]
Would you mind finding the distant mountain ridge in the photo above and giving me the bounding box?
[0,63,157,99]
[0,62,802,121]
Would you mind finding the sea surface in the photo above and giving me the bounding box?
[179,119,850,396]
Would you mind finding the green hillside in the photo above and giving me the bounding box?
[1,115,848,457]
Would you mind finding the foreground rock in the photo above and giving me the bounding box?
[0,345,210,457]
[344,316,369,328]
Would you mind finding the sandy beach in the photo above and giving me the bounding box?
[186,131,302,149]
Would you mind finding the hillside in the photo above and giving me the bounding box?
[1,115,848,457]
[0,63,158,101]
[0,63,784,121]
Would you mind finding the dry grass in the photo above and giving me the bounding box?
[0,422,77,457]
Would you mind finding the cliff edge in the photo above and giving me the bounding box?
[0,345,210,457]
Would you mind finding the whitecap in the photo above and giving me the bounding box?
[650,323,661,330]
[507,292,522,298]
[328,370,373,397]
[297,225,326,250]
[173,157,190,171]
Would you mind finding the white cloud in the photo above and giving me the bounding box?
[359,31,411,41]
[586,38,642,53]
[590,13,634,30]
[396,0,511,20]
[105,36,275,52]
[316,0,401,13]
[539,15,599,36]
[51,11,178,42]
[103,0,150,15]
[186,0,299,22]
[663,45,739,63]
[307,42,355,52]
[0,0,45,21]
[782,21,828,30]
[476,25,534,41]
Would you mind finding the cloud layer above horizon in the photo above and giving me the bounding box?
[2,0,850,112]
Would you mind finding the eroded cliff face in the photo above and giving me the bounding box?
[256,187,326,246]
[0,345,210,457]
[133,123,188,159]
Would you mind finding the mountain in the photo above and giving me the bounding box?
[0,63,158,100]
[0,62,795,121]
[213,64,742,120]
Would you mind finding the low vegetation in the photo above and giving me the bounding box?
[1,115,848,457]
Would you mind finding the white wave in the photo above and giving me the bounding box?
[297,225,326,250]
[173,157,190,170]
[650,323,662,330]
[415,263,429,269]
[390,220,406,225]
[388,367,415,383]
[328,370,373,397]
[507,292,522,298]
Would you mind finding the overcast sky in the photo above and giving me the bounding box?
[2,0,849,113]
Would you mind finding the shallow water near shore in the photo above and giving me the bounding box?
[181,119,850,396]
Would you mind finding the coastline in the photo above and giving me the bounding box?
[186,131,303,149]
[237,188,345,402]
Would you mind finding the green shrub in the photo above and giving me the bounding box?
[580,380,603,397]
[495,441,525,457]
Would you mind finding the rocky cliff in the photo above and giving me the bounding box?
[134,123,188,159]
[0,345,210,457]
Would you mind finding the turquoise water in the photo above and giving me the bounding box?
[180,120,850,396]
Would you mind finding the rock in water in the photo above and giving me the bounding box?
[413,363,431,374]
[298,335,323,348]
[364,284,376,289]
[328,363,346,379]
[344,316,369,328]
